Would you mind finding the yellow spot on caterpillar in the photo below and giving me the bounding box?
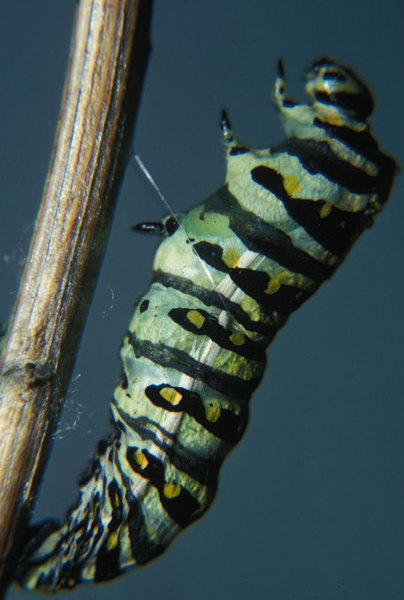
[187,310,205,329]
[229,332,245,346]
[164,482,181,498]
[241,297,250,311]
[134,449,148,470]
[160,387,182,406]
[223,248,239,268]
[324,111,346,127]
[206,403,221,422]
[283,173,301,196]
[106,530,119,551]
[241,296,261,321]
[265,277,281,294]
[319,202,332,218]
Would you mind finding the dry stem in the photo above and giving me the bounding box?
[0,0,153,593]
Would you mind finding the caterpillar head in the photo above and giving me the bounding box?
[305,57,374,122]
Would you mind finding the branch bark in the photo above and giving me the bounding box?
[0,0,153,593]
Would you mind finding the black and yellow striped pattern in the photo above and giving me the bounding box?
[16,57,397,592]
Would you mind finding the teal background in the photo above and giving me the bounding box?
[1,2,403,599]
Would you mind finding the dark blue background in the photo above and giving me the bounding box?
[2,2,403,599]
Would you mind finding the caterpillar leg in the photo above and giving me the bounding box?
[273,58,299,113]
[132,215,179,236]
[132,221,166,235]
[0,322,6,354]
[220,108,234,145]
[220,109,251,158]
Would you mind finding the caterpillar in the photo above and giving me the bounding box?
[15,57,397,592]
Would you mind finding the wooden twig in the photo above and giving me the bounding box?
[0,0,153,593]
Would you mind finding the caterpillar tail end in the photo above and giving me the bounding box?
[13,520,65,593]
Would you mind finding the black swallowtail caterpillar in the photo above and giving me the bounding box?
[16,57,397,592]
